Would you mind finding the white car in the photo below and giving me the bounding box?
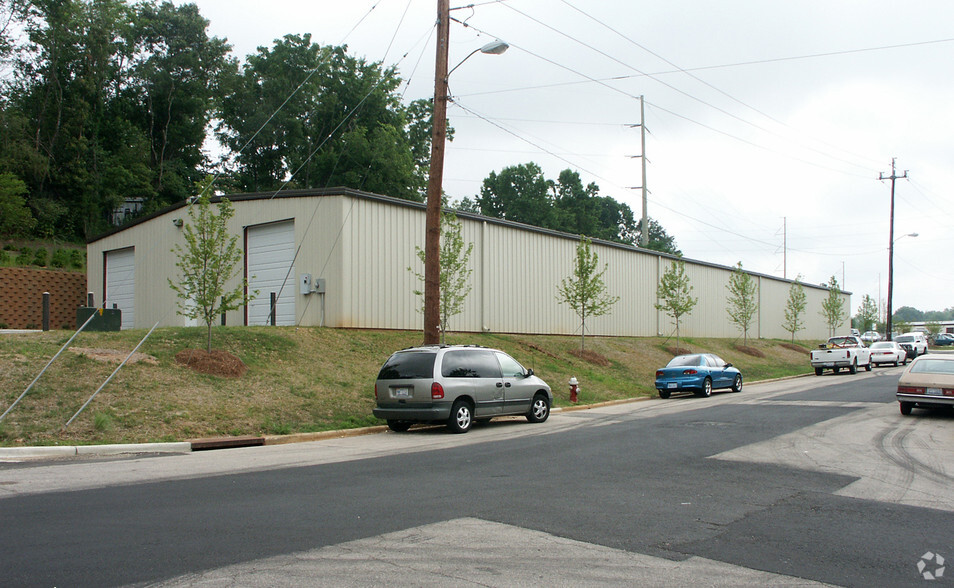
[869,341,907,367]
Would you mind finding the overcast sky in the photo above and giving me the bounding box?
[184,0,954,316]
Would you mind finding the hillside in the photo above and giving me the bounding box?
[0,327,814,447]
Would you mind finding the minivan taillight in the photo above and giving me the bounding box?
[431,382,444,399]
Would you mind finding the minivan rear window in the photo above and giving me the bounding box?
[378,352,436,379]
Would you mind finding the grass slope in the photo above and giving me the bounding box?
[0,327,813,446]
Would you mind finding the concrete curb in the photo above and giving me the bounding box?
[0,442,191,460]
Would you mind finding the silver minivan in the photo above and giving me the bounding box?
[373,345,553,433]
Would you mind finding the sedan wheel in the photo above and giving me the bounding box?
[899,402,913,416]
[731,374,743,393]
[526,394,550,423]
[658,389,671,399]
[447,399,473,433]
[696,377,712,398]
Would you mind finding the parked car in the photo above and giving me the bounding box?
[810,335,872,375]
[869,341,907,367]
[895,332,929,359]
[931,333,954,346]
[654,353,742,399]
[850,328,861,337]
[897,355,954,415]
[372,345,553,433]
[861,331,882,344]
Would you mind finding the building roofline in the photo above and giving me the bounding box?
[88,186,840,294]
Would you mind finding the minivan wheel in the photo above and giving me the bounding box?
[447,400,473,433]
[526,394,550,423]
[387,420,412,432]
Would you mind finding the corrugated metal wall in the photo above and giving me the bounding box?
[87,190,849,339]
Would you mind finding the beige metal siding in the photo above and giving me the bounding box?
[87,190,847,340]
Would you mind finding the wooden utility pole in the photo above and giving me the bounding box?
[423,0,450,345]
[880,158,908,341]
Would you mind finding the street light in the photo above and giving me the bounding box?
[423,0,508,344]
[885,232,918,340]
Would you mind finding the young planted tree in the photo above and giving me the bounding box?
[655,260,698,352]
[556,236,619,351]
[782,275,807,342]
[856,294,878,333]
[169,192,255,353]
[726,262,758,346]
[820,276,847,337]
[409,211,474,344]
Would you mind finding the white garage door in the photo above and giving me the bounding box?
[105,247,135,330]
[246,220,296,326]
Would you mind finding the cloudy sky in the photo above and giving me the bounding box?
[184,0,954,316]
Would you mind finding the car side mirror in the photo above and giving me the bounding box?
[725,363,733,368]
[526,368,534,377]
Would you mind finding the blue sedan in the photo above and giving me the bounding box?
[655,353,742,399]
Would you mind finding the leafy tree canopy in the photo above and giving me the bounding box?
[462,162,680,255]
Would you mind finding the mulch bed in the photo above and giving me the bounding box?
[174,349,247,378]
[779,343,809,354]
[569,349,611,366]
[734,345,766,358]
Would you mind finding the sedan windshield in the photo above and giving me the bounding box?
[870,342,893,349]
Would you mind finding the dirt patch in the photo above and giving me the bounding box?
[174,349,247,378]
[70,347,159,365]
[569,349,611,366]
[663,346,693,356]
[779,343,809,355]
[734,345,766,358]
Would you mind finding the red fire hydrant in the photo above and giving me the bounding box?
[569,377,579,403]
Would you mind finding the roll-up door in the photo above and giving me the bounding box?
[104,247,135,329]
[246,220,295,326]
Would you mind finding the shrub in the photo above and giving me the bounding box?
[32,248,48,267]
[51,248,71,268]
[69,249,86,270]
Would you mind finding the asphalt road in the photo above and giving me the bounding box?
[1,364,952,587]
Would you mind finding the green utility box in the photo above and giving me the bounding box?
[76,307,122,331]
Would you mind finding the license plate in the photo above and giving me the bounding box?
[824,362,834,367]
[926,388,942,396]
[667,383,677,389]
[393,387,410,398]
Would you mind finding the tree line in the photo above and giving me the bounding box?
[0,0,682,256]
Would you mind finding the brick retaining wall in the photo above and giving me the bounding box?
[0,267,87,329]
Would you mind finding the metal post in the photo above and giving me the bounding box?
[270,292,277,326]
[42,292,50,331]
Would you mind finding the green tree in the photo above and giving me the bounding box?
[655,260,698,352]
[820,276,847,337]
[216,35,424,200]
[855,294,878,333]
[924,321,942,337]
[409,211,473,344]
[477,162,553,226]
[125,1,232,207]
[556,236,619,351]
[726,262,758,345]
[782,275,807,342]
[168,190,255,353]
[0,172,36,236]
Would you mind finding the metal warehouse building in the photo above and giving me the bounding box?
[86,187,848,339]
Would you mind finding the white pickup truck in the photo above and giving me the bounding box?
[811,335,872,375]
